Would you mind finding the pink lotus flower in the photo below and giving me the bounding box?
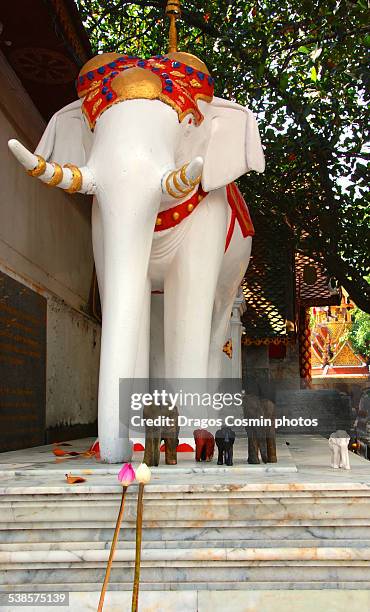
[118,463,135,486]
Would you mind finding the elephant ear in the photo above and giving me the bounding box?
[201,97,265,192]
[35,99,86,166]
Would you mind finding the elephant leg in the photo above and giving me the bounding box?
[248,432,260,464]
[96,177,157,463]
[340,445,350,470]
[226,446,234,466]
[259,433,268,464]
[332,446,340,469]
[266,433,277,463]
[134,277,151,378]
[195,440,202,462]
[201,444,207,461]
[208,228,252,378]
[206,439,214,461]
[217,445,224,465]
[144,435,160,466]
[164,438,177,465]
[164,194,227,380]
[149,293,165,379]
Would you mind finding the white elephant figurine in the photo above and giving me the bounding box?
[8,50,265,463]
[328,430,351,470]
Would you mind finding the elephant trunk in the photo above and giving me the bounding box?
[8,139,96,195]
[161,156,203,198]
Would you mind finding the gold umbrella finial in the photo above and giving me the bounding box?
[165,0,181,53]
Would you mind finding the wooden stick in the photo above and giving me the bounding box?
[98,486,127,612]
[131,483,145,612]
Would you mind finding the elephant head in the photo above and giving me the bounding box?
[8,51,264,196]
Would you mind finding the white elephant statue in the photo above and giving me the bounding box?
[328,430,351,470]
[8,50,264,463]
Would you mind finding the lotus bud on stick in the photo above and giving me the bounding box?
[98,463,135,611]
[118,462,136,486]
[135,462,152,485]
[131,463,152,611]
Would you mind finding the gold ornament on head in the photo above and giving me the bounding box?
[165,0,181,53]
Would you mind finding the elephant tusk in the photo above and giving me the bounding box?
[8,139,96,195]
[162,156,203,199]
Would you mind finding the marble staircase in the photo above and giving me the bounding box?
[0,436,370,610]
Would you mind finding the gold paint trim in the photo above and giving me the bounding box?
[27,155,46,177]
[46,163,63,187]
[63,164,82,193]
[165,173,184,199]
[173,171,192,194]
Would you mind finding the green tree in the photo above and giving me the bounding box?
[76,0,370,312]
[348,307,370,360]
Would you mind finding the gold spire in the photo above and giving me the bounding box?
[165,0,181,53]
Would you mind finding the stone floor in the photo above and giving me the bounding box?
[0,434,369,493]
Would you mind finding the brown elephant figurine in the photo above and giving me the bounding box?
[243,390,277,464]
[193,429,215,462]
[143,403,179,466]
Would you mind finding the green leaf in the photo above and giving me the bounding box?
[298,46,310,54]
[256,63,265,78]
[310,66,317,82]
[279,73,289,90]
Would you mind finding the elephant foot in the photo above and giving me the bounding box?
[99,437,133,464]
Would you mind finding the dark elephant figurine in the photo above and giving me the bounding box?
[215,426,235,465]
[193,429,215,462]
[143,403,179,466]
[243,391,277,464]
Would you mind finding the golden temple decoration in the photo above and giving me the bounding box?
[165,0,181,53]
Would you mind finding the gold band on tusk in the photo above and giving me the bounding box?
[27,155,46,177]
[63,164,83,194]
[173,171,192,195]
[165,172,184,199]
[180,163,190,186]
[180,163,201,188]
[46,163,63,187]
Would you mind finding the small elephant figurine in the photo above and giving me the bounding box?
[215,426,235,466]
[193,429,215,462]
[328,430,351,470]
[243,393,277,464]
[143,403,179,466]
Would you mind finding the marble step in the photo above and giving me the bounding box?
[2,589,370,612]
[2,537,370,550]
[1,483,370,591]
[1,435,370,593]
